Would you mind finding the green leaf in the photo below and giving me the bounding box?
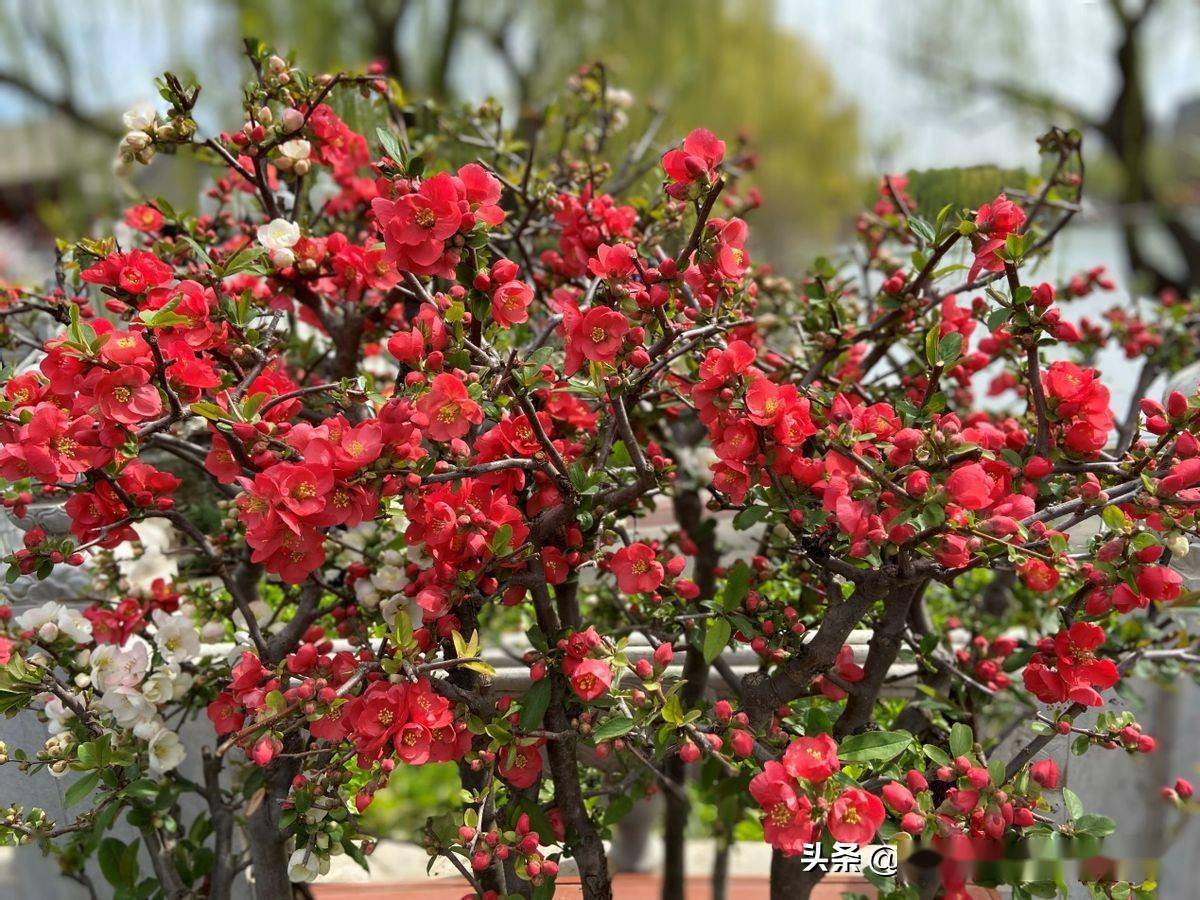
[375,128,407,164]
[733,505,770,530]
[1101,505,1131,533]
[489,523,514,556]
[99,838,129,888]
[662,694,684,726]
[949,723,973,758]
[592,716,635,743]
[720,561,752,612]
[937,331,963,365]
[518,678,551,732]
[703,618,731,665]
[1074,814,1116,837]
[923,744,953,767]
[65,771,100,807]
[217,244,266,278]
[909,217,936,245]
[986,305,1013,331]
[1063,787,1084,822]
[838,730,911,763]
[806,707,833,736]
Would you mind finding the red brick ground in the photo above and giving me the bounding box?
[313,874,1000,898]
[313,873,837,899]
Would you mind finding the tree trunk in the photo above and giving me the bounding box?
[544,675,613,900]
[770,851,825,900]
[528,563,612,900]
[661,485,719,900]
[245,754,301,900]
[712,838,730,900]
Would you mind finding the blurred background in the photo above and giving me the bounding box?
[0,0,1197,291]
[0,0,1198,854]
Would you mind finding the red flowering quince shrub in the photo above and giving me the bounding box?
[0,45,1192,900]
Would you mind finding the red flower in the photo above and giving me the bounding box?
[81,250,173,294]
[568,658,612,701]
[1136,565,1182,602]
[455,163,505,226]
[745,377,784,426]
[611,542,665,595]
[565,305,628,374]
[749,761,815,856]
[124,205,165,232]
[1030,758,1059,789]
[587,243,636,280]
[393,723,433,764]
[262,463,334,519]
[498,744,543,789]
[374,172,462,276]
[491,280,533,327]
[248,524,327,584]
[1019,559,1060,593]
[782,733,841,783]
[827,787,885,845]
[944,463,996,511]
[882,781,917,814]
[206,692,245,736]
[99,330,152,366]
[968,194,1025,280]
[94,366,162,425]
[417,374,483,442]
[662,128,725,190]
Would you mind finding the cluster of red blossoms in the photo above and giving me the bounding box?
[748,734,884,854]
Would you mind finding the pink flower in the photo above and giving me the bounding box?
[94,366,162,425]
[827,787,885,845]
[568,658,612,701]
[491,280,533,327]
[945,463,996,511]
[498,744,543,789]
[416,373,484,442]
[611,543,665,595]
[782,734,841,783]
[1030,758,1059,789]
[662,128,725,190]
[749,761,815,857]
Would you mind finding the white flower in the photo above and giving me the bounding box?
[371,564,405,593]
[269,248,295,268]
[99,686,154,728]
[233,600,272,633]
[170,669,194,699]
[152,609,200,663]
[17,602,62,642]
[140,669,175,704]
[606,87,634,109]
[41,695,75,733]
[15,602,92,644]
[133,717,164,741]
[90,640,148,692]
[57,607,93,644]
[148,728,185,774]
[122,101,156,132]
[257,217,300,252]
[354,579,380,609]
[281,107,305,132]
[279,139,311,161]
